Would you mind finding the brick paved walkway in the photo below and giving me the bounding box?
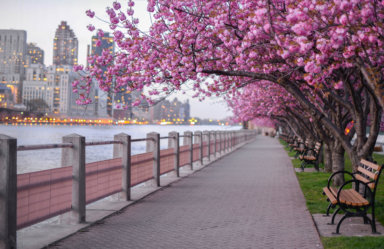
[52,136,322,249]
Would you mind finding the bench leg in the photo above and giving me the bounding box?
[324,203,333,216]
[301,161,306,172]
[329,207,341,225]
[371,207,378,234]
[335,213,350,234]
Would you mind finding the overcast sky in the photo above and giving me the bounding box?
[0,0,232,119]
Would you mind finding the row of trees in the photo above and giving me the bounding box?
[78,0,384,185]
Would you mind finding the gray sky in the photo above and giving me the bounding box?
[0,0,232,119]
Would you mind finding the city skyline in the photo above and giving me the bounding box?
[0,0,232,119]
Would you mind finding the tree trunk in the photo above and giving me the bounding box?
[347,149,360,172]
[331,145,345,187]
[323,143,332,173]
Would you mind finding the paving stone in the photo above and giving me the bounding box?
[51,136,322,249]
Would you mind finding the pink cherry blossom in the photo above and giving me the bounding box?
[86,9,95,18]
[87,24,95,32]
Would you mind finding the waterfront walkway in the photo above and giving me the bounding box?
[51,136,322,249]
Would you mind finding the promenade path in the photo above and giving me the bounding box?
[52,136,322,249]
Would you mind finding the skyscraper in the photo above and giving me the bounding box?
[22,64,48,112]
[90,33,116,117]
[0,29,27,104]
[53,21,78,66]
[26,43,44,65]
[91,32,114,57]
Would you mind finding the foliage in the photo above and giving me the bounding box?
[81,1,384,178]
[26,98,49,113]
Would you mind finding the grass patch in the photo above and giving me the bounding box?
[322,237,384,249]
[279,139,384,249]
[296,172,330,213]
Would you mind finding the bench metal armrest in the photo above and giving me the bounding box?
[327,171,355,189]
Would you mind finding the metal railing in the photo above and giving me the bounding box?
[0,129,257,249]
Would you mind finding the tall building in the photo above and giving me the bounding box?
[91,32,114,57]
[53,21,78,66]
[26,43,44,65]
[0,29,27,104]
[0,85,12,108]
[22,64,48,110]
[44,65,96,116]
[91,32,116,117]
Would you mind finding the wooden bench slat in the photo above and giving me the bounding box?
[323,187,337,204]
[355,174,375,189]
[360,159,381,171]
[343,190,360,206]
[344,189,369,206]
[303,156,316,161]
[323,187,369,207]
[339,189,353,206]
[349,190,369,206]
[358,166,377,180]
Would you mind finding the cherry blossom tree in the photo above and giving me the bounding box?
[79,0,384,184]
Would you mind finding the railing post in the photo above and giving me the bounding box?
[203,131,210,162]
[0,135,17,249]
[228,132,231,150]
[209,131,216,157]
[114,133,131,201]
[233,131,236,147]
[216,131,221,155]
[222,131,225,153]
[168,131,179,177]
[183,131,193,170]
[213,131,217,157]
[194,131,203,165]
[146,132,160,187]
[63,134,86,223]
[219,131,223,154]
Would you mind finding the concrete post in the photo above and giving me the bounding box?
[231,131,234,150]
[63,134,86,223]
[203,131,210,162]
[114,133,131,201]
[216,131,220,155]
[183,131,193,170]
[227,132,230,150]
[228,132,232,150]
[0,135,17,249]
[194,131,203,165]
[227,132,230,151]
[213,131,217,157]
[222,131,225,153]
[146,132,160,187]
[219,131,223,154]
[168,131,180,177]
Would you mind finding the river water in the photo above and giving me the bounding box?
[0,124,240,173]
